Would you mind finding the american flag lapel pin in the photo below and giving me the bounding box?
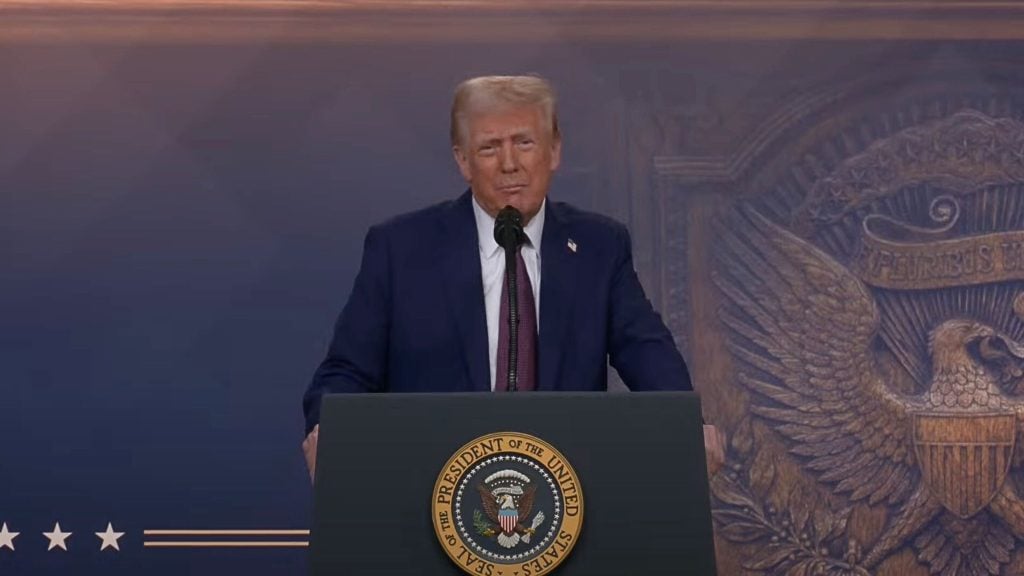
[567,238,577,253]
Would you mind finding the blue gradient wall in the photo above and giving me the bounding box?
[0,41,667,575]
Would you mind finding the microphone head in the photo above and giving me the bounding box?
[494,206,526,249]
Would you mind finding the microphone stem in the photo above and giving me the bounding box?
[505,246,519,392]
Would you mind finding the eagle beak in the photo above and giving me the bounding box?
[980,333,1024,359]
[979,333,1024,384]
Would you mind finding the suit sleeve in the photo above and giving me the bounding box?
[302,225,391,434]
[607,223,693,392]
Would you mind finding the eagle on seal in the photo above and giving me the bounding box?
[477,470,543,549]
[716,206,1024,575]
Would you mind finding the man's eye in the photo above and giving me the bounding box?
[478,146,496,156]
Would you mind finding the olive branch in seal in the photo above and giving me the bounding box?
[473,510,497,538]
[711,419,870,576]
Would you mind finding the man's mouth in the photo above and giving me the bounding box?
[498,184,527,193]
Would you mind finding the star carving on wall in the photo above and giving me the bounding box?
[0,520,308,552]
[42,522,71,551]
[0,523,19,551]
[31,522,124,552]
[96,523,125,551]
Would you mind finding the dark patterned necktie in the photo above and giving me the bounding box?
[495,248,537,391]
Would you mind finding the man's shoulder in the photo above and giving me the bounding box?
[369,194,466,239]
[547,200,629,240]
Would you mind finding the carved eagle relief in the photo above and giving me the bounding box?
[715,205,1024,575]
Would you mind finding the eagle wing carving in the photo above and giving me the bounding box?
[715,206,918,506]
[477,483,500,523]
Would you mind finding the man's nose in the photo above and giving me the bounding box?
[499,143,518,173]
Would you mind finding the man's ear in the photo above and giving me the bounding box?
[549,138,562,172]
[452,146,472,182]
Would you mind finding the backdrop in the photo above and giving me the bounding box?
[4,2,1024,575]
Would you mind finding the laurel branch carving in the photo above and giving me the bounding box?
[712,418,869,576]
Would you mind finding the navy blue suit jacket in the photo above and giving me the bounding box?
[303,191,691,433]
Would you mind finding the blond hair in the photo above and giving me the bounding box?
[450,75,560,147]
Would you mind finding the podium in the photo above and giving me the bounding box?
[309,392,717,575]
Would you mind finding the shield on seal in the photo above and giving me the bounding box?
[498,509,518,534]
[913,412,1016,518]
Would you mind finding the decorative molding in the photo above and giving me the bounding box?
[142,528,310,548]
[6,1,1024,42]
[797,110,1024,225]
[653,86,844,184]
[653,64,1024,192]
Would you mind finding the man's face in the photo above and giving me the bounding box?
[453,105,561,223]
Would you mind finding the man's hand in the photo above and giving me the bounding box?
[303,425,319,484]
[703,424,726,477]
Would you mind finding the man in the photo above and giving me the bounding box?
[302,75,725,479]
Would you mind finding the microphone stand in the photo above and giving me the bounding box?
[494,206,526,392]
[504,243,520,392]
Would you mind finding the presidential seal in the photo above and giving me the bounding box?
[432,432,584,576]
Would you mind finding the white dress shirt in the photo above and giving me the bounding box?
[472,196,544,391]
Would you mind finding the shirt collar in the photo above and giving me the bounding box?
[472,195,546,259]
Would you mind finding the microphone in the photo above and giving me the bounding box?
[494,206,526,250]
[494,206,526,392]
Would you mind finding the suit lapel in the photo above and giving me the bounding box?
[538,202,578,390]
[439,191,491,392]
